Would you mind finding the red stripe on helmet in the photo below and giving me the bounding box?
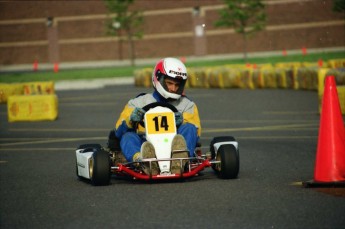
[155,59,166,75]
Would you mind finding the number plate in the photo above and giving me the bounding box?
[146,112,176,134]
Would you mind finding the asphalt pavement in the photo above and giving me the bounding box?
[1,85,345,228]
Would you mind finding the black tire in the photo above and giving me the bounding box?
[77,144,102,151]
[218,144,239,179]
[89,149,111,186]
[210,136,236,172]
[210,136,236,160]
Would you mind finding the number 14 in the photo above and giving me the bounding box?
[152,116,169,131]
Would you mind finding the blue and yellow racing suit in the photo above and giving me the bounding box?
[115,91,201,162]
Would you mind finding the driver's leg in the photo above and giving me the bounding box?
[177,123,198,157]
[120,132,142,162]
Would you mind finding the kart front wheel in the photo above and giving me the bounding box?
[89,149,111,186]
[216,144,239,179]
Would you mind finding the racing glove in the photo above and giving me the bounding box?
[130,107,145,123]
[175,111,183,127]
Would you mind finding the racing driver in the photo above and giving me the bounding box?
[110,57,201,175]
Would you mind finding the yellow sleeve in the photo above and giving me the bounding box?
[183,105,201,136]
[115,104,134,129]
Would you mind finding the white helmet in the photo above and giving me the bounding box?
[152,57,188,100]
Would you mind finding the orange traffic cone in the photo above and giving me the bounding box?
[282,49,287,56]
[304,76,345,187]
[302,47,307,55]
[54,63,59,73]
[33,60,38,71]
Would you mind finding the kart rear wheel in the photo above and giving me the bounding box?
[89,149,111,186]
[216,144,239,179]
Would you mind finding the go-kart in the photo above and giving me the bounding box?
[75,102,239,185]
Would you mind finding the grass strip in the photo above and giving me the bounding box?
[1,51,344,83]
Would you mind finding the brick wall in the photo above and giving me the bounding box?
[0,0,344,65]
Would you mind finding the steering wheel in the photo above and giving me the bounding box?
[142,102,178,112]
[138,102,178,128]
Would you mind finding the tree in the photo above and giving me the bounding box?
[214,0,266,61]
[332,0,345,12]
[103,0,143,66]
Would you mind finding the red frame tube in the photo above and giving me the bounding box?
[115,160,212,180]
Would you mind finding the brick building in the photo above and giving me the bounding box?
[0,0,344,66]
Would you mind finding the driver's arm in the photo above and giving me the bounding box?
[115,104,135,138]
[182,103,202,136]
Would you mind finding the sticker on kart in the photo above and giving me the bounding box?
[145,112,176,134]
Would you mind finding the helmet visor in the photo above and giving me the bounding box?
[156,70,186,96]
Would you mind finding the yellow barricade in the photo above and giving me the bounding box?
[327,59,345,68]
[239,68,254,89]
[22,81,55,95]
[252,69,264,89]
[7,95,58,122]
[276,68,294,89]
[188,68,209,88]
[0,83,24,103]
[337,86,345,114]
[134,68,152,88]
[296,67,318,90]
[318,68,345,96]
[275,62,302,68]
[261,68,278,88]
[318,68,345,114]
[207,67,223,88]
[0,81,55,103]
[133,61,345,93]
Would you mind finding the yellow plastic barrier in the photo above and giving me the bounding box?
[319,85,345,115]
[22,81,55,95]
[207,67,223,88]
[337,86,345,114]
[134,68,152,88]
[296,67,318,90]
[327,68,345,85]
[318,68,345,96]
[238,68,254,89]
[7,95,58,122]
[276,68,294,89]
[302,62,318,67]
[188,68,209,88]
[0,83,24,103]
[252,69,264,89]
[0,81,55,103]
[275,62,302,68]
[327,59,345,68]
[318,68,345,114]
[133,61,345,92]
[261,68,278,88]
[207,67,249,89]
[317,68,330,97]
